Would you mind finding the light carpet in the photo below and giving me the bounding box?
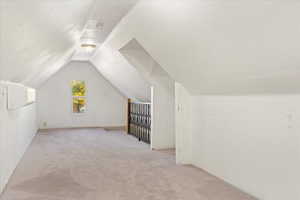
[0,128,256,200]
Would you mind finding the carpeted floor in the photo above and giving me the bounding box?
[0,128,256,200]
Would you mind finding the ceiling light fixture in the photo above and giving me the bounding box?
[81,44,97,48]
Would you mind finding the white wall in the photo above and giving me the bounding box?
[120,39,175,149]
[37,61,127,129]
[150,84,175,149]
[175,83,192,164]
[189,95,300,200]
[0,83,38,194]
[97,1,300,199]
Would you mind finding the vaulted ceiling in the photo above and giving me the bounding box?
[0,0,139,88]
[1,0,300,100]
[96,0,300,95]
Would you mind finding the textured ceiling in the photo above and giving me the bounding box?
[94,0,300,95]
[0,0,139,88]
[3,0,300,99]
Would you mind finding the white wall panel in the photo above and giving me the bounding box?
[0,82,38,195]
[7,83,27,110]
[5,82,36,110]
[190,95,300,200]
[175,83,192,164]
[38,61,127,129]
[120,39,175,150]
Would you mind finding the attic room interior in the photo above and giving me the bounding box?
[0,0,299,200]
